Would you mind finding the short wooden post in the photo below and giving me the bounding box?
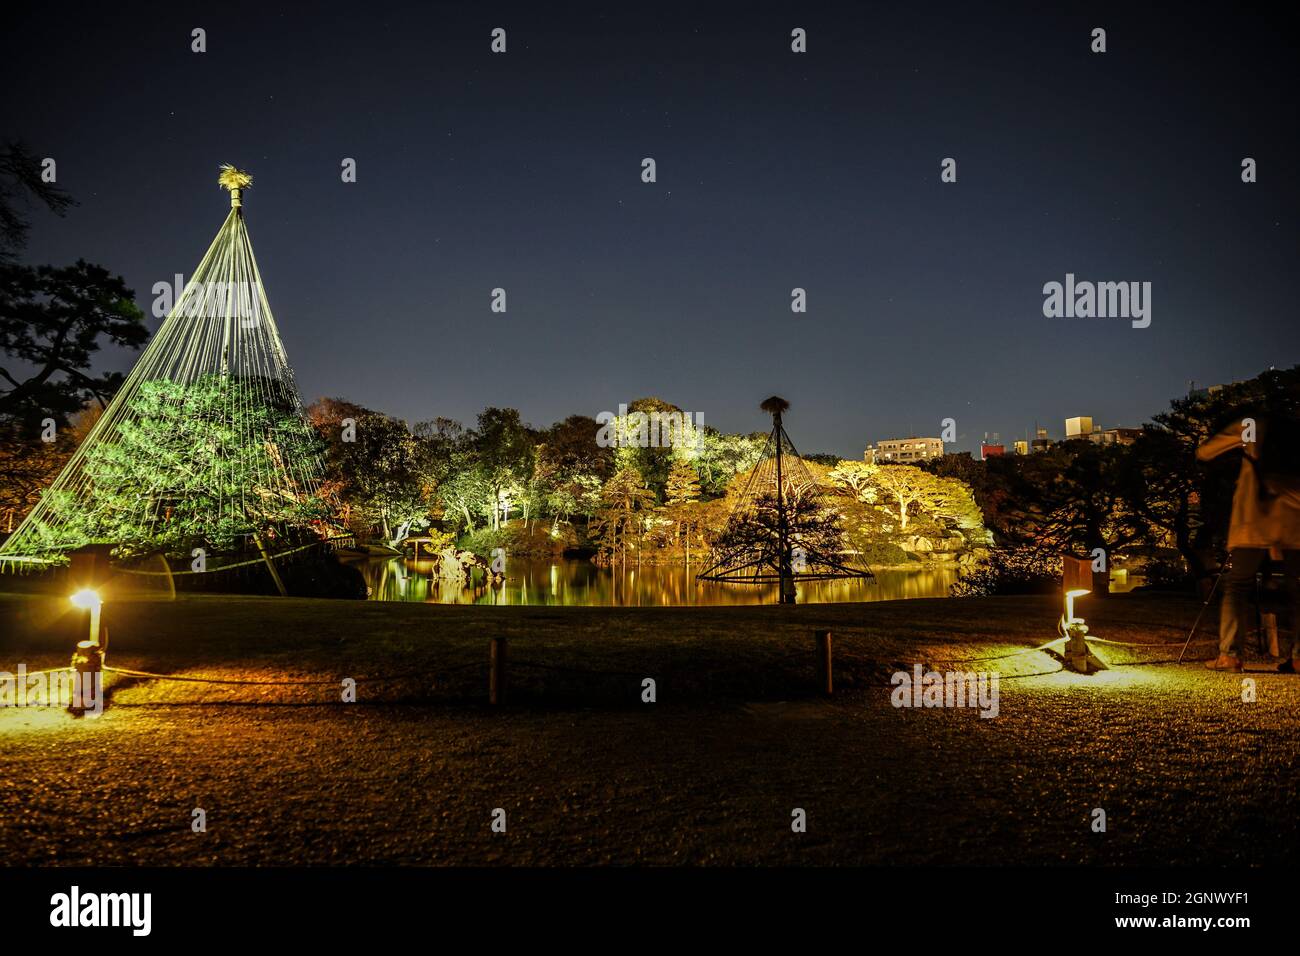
[489,637,508,704]
[68,639,103,716]
[814,630,832,696]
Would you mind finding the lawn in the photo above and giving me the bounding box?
[1,589,1296,865]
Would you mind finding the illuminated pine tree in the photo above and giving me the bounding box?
[58,376,328,556]
[590,466,655,564]
[0,167,328,565]
[664,459,701,507]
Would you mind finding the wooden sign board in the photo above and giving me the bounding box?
[1062,555,1092,593]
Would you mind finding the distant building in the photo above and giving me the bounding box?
[1011,422,1139,453]
[1188,380,1246,400]
[866,436,944,464]
[1065,416,1094,439]
[1094,427,1142,446]
[980,444,1005,459]
[1064,416,1141,446]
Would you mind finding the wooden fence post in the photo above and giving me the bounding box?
[814,630,832,697]
[489,637,508,704]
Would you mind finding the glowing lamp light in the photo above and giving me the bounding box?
[1064,587,1089,625]
[69,588,105,658]
[69,588,102,612]
[1061,556,1093,620]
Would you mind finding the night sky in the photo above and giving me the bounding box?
[4,2,1296,457]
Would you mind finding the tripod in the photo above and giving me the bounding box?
[1178,556,1230,664]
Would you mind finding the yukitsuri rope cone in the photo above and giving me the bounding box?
[697,396,873,600]
[0,167,328,567]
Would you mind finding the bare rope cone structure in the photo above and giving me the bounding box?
[697,396,873,603]
[0,166,330,570]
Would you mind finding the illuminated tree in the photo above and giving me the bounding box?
[46,376,328,557]
[309,402,429,545]
[708,489,848,578]
[0,403,99,532]
[828,460,985,540]
[590,465,655,564]
[473,407,534,529]
[2,167,329,565]
[545,473,601,535]
[664,458,701,507]
[695,427,766,497]
[662,458,703,562]
[603,397,701,499]
[699,398,870,594]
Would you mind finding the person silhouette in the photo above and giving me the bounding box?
[1197,411,1300,671]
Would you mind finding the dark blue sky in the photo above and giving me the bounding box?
[4,1,1296,456]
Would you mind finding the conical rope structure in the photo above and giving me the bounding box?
[0,167,329,567]
[697,397,874,595]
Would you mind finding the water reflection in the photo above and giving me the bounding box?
[353,556,962,606]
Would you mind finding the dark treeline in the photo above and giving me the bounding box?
[931,366,1300,594]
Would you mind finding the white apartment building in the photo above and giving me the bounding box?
[865,436,945,464]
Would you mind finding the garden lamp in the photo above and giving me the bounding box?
[1061,555,1092,623]
[69,588,102,646]
[1060,555,1105,673]
[68,588,105,716]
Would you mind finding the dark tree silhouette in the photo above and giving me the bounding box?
[0,142,75,263]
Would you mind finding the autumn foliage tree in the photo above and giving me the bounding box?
[307,398,430,544]
[827,461,986,542]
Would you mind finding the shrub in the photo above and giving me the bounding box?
[950,547,1060,597]
[858,541,914,566]
[1136,555,1196,592]
[458,521,569,560]
[458,526,515,557]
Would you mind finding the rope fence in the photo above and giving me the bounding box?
[510,660,646,679]
[4,617,1272,713]
[103,665,480,685]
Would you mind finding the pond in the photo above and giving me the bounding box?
[351,556,963,606]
